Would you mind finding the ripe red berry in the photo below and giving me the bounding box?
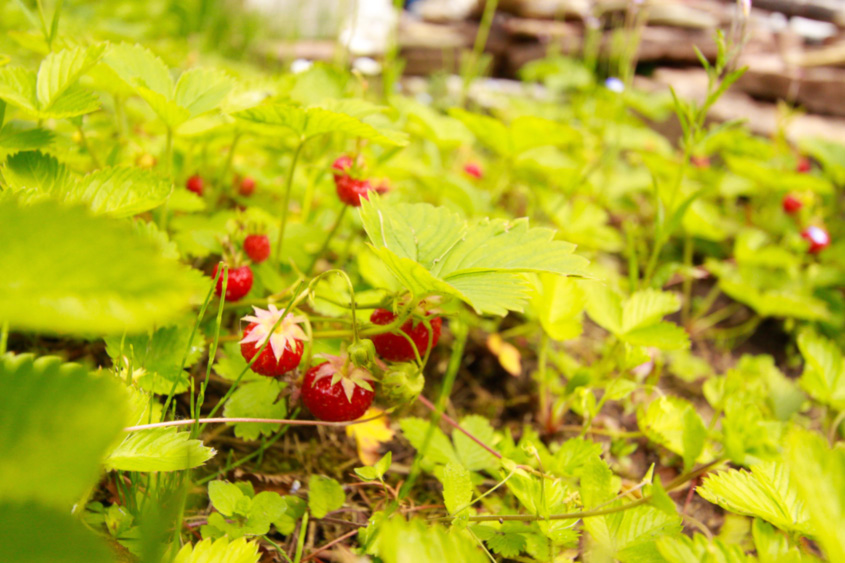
[212,264,253,301]
[464,163,483,179]
[782,194,802,214]
[370,308,442,362]
[796,157,811,173]
[332,155,353,176]
[301,357,374,422]
[239,176,256,196]
[239,306,308,377]
[335,175,373,207]
[802,226,831,254]
[186,174,204,196]
[691,155,710,169]
[244,234,271,263]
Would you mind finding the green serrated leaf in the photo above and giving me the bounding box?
[223,378,287,440]
[440,462,473,518]
[0,67,38,112]
[2,149,73,194]
[370,517,487,563]
[208,481,248,517]
[174,537,260,563]
[104,428,215,472]
[637,397,706,469]
[453,415,499,472]
[399,417,461,467]
[0,353,127,508]
[797,330,845,409]
[308,475,344,519]
[0,198,203,334]
[698,462,811,534]
[36,44,104,111]
[656,533,752,563]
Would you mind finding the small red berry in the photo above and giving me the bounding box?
[370,308,442,362]
[186,174,204,196]
[244,234,271,264]
[332,155,354,177]
[374,180,391,194]
[301,356,374,422]
[239,176,256,196]
[212,264,253,301]
[240,306,308,377]
[802,226,831,254]
[335,175,373,207]
[782,194,802,214]
[691,155,710,169]
[796,157,811,173]
[464,163,483,179]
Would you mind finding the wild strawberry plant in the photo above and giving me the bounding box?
[0,1,844,562]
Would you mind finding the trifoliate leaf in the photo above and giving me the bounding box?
[174,537,260,563]
[359,195,588,315]
[0,353,127,508]
[308,476,344,519]
[0,198,203,334]
[697,462,811,534]
[104,428,215,472]
[223,378,287,441]
[453,415,499,473]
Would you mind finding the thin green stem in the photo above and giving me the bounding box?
[0,321,8,355]
[76,122,101,168]
[276,140,305,262]
[293,512,309,563]
[218,130,242,190]
[460,0,499,106]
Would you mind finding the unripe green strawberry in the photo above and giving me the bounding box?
[378,362,424,406]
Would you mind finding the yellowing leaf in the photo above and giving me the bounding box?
[487,334,522,377]
[346,408,394,465]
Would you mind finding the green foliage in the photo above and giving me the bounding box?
[360,195,589,315]
[797,330,845,409]
[369,517,487,563]
[637,396,707,470]
[222,378,288,440]
[0,353,128,508]
[0,198,203,334]
[0,45,104,119]
[0,502,114,563]
[174,537,261,563]
[697,462,811,535]
[585,285,690,350]
[656,533,752,563]
[440,462,473,519]
[400,416,498,473]
[202,481,304,539]
[104,428,215,472]
[308,475,345,519]
[355,451,392,481]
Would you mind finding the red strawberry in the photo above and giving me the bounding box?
[332,155,354,176]
[301,355,374,422]
[212,263,253,301]
[690,155,710,169]
[186,174,204,196]
[240,307,307,376]
[782,194,802,214]
[464,163,483,179]
[244,234,271,264]
[239,176,256,196]
[370,308,442,362]
[796,157,811,173]
[335,175,373,207]
[802,226,830,254]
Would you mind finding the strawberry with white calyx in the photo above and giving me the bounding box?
[301,354,375,422]
[240,305,308,377]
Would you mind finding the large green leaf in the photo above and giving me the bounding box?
[369,517,487,563]
[698,462,811,534]
[784,429,845,561]
[0,198,203,334]
[104,428,215,472]
[0,502,114,563]
[233,102,408,146]
[637,397,707,470]
[102,43,173,98]
[223,378,288,440]
[3,151,172,216]
[36,45,105,112]
[0,353,127,508]
[359,195,588,315]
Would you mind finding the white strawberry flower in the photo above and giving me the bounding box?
[240,305,309,362]
[312,354,374,403]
